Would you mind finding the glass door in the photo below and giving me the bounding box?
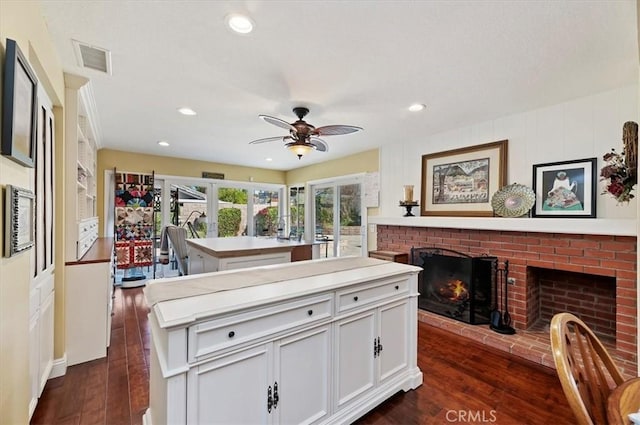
[170,184,209,238]
[337,183,362,257]
[289,186,305,241]
[311,176,366,258]
[314,186,335,258]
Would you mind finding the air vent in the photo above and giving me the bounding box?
[72,40,112,75]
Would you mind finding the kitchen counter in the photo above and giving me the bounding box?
[143,257,422,425]
[186,236,316,273]
[186,236,314,258]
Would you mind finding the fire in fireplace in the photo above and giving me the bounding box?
[411,248,496,325]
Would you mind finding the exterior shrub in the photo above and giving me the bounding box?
[219,207,241,237]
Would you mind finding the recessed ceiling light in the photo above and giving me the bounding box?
[408,103,426,112]
[177,107,197,116]
[157,141,170,147]
[226,14,254,34]
[265,157,273,162]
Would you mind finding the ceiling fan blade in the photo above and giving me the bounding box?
[310,138,329,152]
[259,115,297,132]
[249,136,286,144]
[314,125,363,136]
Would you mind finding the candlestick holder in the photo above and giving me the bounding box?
[399,201,419,217]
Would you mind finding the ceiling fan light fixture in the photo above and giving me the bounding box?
[226,14,254,34]
[250,107,362,158]
[287,143,314,159]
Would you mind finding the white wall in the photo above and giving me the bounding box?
[380,84,639,220]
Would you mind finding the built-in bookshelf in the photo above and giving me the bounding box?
[64,73,99,261]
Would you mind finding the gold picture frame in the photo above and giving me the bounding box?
[421,140,508,216]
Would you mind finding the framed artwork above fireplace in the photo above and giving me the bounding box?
[531,157,597,218]
[420,140,508,216]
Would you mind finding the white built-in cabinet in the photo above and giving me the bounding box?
[144,259,422,425]
[64,73,98,262]
[65,238,114,366]
[63,74,114,367]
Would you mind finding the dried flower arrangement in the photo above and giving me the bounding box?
[600,121,637,203]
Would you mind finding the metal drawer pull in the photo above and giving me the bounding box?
[308,309,313,316]
[353,296,359,301]
[395,285,399,290]
[228,331,235,338]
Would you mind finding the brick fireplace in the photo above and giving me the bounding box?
[376,224,638,376]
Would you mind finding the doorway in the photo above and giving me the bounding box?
[310,175,366,258]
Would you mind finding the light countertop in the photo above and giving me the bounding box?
[186,236,315,257]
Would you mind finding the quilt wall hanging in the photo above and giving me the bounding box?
[114,170,154,273]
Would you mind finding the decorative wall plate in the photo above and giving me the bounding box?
[491,183,535,217]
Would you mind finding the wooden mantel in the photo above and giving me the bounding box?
[369,216,637,237]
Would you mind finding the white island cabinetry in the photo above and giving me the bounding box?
[333,276,411,413]
[186,236,316,274]
[144,257,422,425]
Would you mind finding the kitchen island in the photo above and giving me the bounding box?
[186,236,317,273]
[143,256,422,425]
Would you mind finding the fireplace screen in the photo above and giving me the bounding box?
[411,248,496,325]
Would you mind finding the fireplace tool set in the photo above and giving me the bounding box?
[490,260,516,335]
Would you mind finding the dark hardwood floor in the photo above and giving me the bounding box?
[32,286,575,425]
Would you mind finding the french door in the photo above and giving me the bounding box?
[310,175,366,258]
[153,177,285,239]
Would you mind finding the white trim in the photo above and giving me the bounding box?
[29,398,38,421]
[104,169,115,236]
[307,172,365,187]
[49,354,67,378]
[77,80,102,147]
[368,216,637,236]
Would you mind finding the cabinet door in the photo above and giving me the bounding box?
[334,310,376,410]
[274,325,331,425]
[188,252,205,275]
[187,343,272,425]
[189,249,219,274]
[378,300,409,384]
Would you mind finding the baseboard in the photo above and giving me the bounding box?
[29,397,38,421]
[49,354,67,378]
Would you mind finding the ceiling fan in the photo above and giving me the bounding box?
[249,107,363,159]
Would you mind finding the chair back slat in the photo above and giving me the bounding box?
[550,312,625,425]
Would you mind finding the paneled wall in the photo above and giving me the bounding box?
[379,84,639,221]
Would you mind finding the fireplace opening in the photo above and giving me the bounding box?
[526,267,616,343]
[411,248,496,325]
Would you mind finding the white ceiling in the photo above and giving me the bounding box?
[39,1,638,171]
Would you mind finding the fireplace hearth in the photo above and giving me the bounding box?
[376,224,637,375]
[411,247,496,325]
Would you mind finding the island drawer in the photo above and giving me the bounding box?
[188,293,333,362]
[336,277,409,313]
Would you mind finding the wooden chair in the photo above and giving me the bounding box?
[550,312,626,425]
